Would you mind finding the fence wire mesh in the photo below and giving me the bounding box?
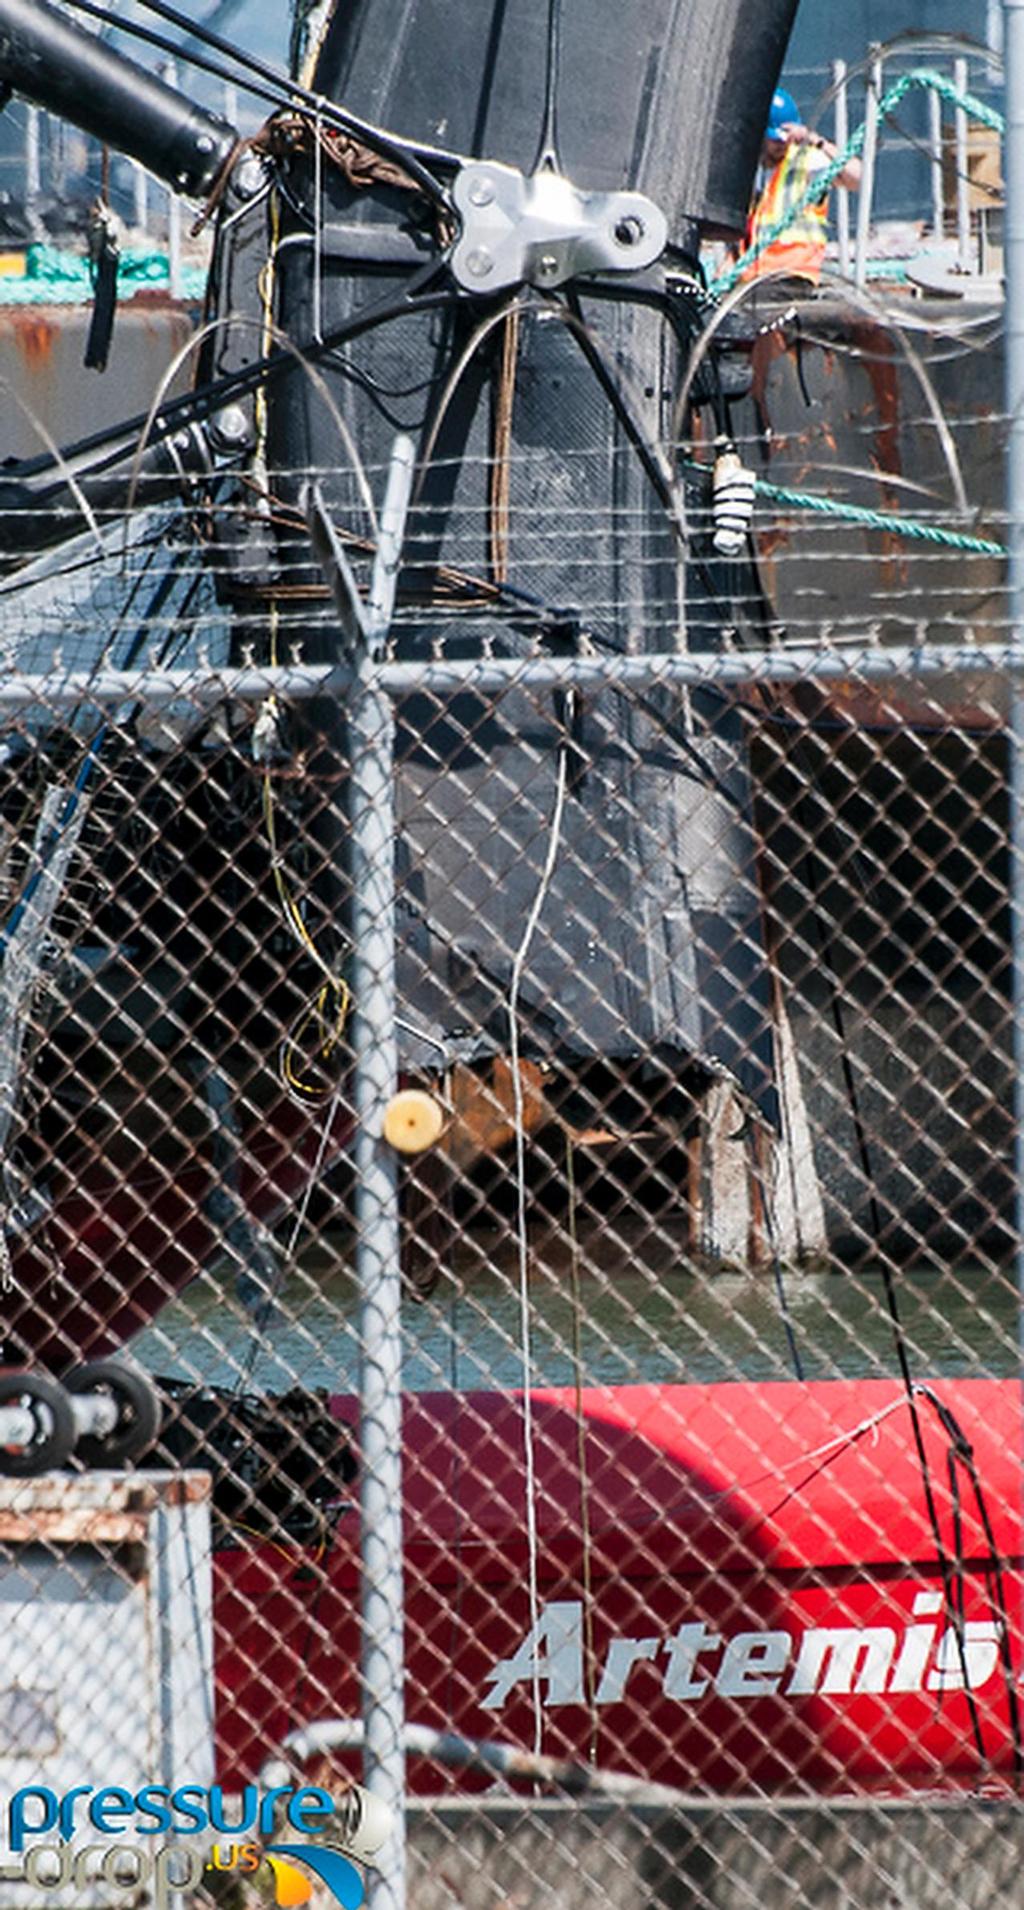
[0,296,1020,1910]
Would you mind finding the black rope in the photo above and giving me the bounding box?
[559,290,683,532]
[914,1382,1024,1781]
[132,0,454,193]
[533,0,563,173]
[694,470,1016,1751]
[943,1415,986,1761]
[789,789,1002,1770]
[83,211,120,374]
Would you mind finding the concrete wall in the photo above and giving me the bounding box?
[407,1798,1022,1910]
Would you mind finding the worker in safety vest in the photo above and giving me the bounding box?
[740,87,862,288]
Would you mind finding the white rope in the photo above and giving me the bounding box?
[281,1081,345,1270]
[737,1394,911,1496]
[234,1082,345,1392]
[507,742,569,1756]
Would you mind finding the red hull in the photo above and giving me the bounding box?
[4,1101,351,1368]
[214,1376,1024,1797]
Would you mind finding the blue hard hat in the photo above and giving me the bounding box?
[766,87,799,139]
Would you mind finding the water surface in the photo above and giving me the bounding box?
[130,1221,1022,1397]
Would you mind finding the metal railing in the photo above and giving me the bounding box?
[820,35,1005,286]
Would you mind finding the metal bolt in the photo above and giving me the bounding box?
[212,405,251,448]
[538,253,560,278]
[614,215,645,247]
[467,176,494,207]
[233,155,265,201]
[465,247,494,279]
[195,134,215,154]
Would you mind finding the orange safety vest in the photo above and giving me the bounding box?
[741,145,830,284]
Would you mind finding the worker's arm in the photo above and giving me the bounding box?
[783,121,863,192]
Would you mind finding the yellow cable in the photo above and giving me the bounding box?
[263,768,350,1098]
[254,187,281,458]
[230,1517,327,1568]
[255,185,351,1097]
[280,985,349,1102]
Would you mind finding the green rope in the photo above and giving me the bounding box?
[754,479,1005,557]
[710,67,1005,297]
[682,456,1004,555]
[695,68,1006,560]
[24,243,170,286]
[0,241,207,305]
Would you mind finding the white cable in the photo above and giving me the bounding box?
[282,1081,344,1271]
[507,742,569,1757]
[235,1083,344,1392]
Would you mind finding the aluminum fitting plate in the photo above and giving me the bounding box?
[450,161,668,292]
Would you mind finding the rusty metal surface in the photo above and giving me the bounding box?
[733,293,1006,695]
[0,1469,210,1544]
[0,301,195,461]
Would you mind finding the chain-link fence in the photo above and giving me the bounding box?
[0,268,1019,1908]
[0,0,1017,1903]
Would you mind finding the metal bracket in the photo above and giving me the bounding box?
[450,161,667,293]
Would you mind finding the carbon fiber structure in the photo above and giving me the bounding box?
[311,0,799,234]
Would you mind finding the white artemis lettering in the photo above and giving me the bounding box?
[715,1631,792,1698]
[594,1636,659,1704]
[888,1591,942,1692]
[481,1601,1005,1710]
[928,1622,1001,1691]
[661,1623,722,1700]
[785,1628,897,1696]
[481,1600,584,1709]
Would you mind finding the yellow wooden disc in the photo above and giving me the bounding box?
[382,1088,446,1154]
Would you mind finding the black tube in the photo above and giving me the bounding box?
[0,265,452,566]
[0,421,213,564]
[0,0,236,195]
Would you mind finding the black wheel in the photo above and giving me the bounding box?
[0,1372,76,1476]
[63,1360,161,1468]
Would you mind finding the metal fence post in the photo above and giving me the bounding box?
[162,60,182,298]
[1005,0,1024,1379]
[955,55,973,271]
[133,161,148,237]
[855,52,881,289]
[832,60,851,277]
[928,84,944,240]
[350,436,416,1910]
[24,105,40,235]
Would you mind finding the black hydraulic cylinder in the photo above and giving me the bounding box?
[0,0,236,195]
[0,418,214,569]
